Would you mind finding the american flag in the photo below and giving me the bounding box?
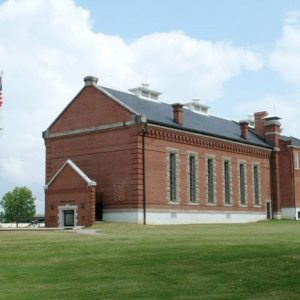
[0,73,2,108]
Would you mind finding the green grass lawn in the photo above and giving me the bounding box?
[1,221,300,299]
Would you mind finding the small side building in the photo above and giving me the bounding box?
[45,160,96,227]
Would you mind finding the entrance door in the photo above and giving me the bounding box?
[95,203,103,221]
[64,210,74,227]
[266,203,272,219]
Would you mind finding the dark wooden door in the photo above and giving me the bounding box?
[64,210,74,226]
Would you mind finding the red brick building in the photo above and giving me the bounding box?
[43,75,299,227]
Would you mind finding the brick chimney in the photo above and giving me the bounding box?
[84,75,99,86]
[263,115,282,219]
[264,116,282,148]
[172,103,184,125]
[239,120,249,140]
[254,111,268,138]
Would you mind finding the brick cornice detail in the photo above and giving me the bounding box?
[144,128,271,159]
[46,186,89,194]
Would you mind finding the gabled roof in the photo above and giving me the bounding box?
[45,85,138,133]
[281,135,300,148]
[45,159,97,189]
[101,86,271,149]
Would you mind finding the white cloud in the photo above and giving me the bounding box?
[270,12,300,87]
[129,32,262,101]
[0,0,263,212]
[246,12,300,137]
[231,12,300,141]
[234,94,300,136]
[0,157,41,184]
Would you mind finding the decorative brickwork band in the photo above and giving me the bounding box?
[145,127,271,159]
[46,187,90,194]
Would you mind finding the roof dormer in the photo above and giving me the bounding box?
[129,83,161,101]
[184,98,209,115]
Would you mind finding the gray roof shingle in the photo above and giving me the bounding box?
[101,86,271,149]
[280,135,300,147]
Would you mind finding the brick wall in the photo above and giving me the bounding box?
[49,86,133,133]
[45,126,142,210]
[44,85,145,226]
[279,140,294,209]
[144,125,271,213]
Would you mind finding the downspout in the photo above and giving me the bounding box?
[142,122,148,225]
[291,147,296,219]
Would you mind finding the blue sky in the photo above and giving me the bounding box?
[74,0,300,116]
[1,0,300,212]
[76,0,289,45]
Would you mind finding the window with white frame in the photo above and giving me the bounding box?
[188,155,196,203]
[294,153,299,170]
[223,160,231,204]
[239,162,247,205]
[169,152,177,202]
[207,158,215,204]
[253,164,260,206]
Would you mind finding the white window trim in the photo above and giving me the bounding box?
[205,154,216,206]
[187,151,199,204]
[252,162,261,207]
[166,148,180,204]
[294,152,299,170]
[237,160,248,207]
[222,157,232,206]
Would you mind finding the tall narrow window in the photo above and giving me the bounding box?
[224,160,231,204]
[189,156,196,203]
[253,165,260,205]
[294,153,299,170]
[169,153,177,202]
[239,163,246,205]
[207,158,214,203]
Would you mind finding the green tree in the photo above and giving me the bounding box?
[1,187,36,227]
[0,211,4,223]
